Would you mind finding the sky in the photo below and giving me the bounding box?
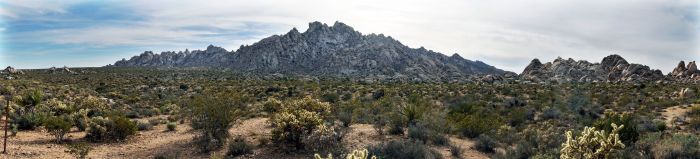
[0,0,698,72]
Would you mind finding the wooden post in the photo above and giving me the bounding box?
[3,96,8,154]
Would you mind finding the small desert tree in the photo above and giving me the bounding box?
[560,123,625,159]
[43,115,73,143]
[185,92,247,152]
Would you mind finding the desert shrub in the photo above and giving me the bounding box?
[449,145,463,158]
[408,124,430,143]
[367,140,442,159]
[226,136,252,157]
[636,117,666,133]
[475,134,497,153]
[111,116,138,140]
[185,93,246,152]
[166,122,177,131]
[71,109,89,131]
[593,111,638,144]
[65,142,92,159]
[541,106,561,120]
[301,123,346,154]
[148,118,162,126]
[372,116,387,136]
[10,124,17,136]
[633,132,662,158]
[85,115,137,142]
[314,148,377,159]
[454,114,501,138]
[270,97,331,150]
[13,112,44,130]
[387,114,404,135]
[262,97,282,114]
[560,123,625,159]
[507,108,533,126]
[21,89,43,109]
[400,95,428,125]
[43,115,73,143]
[338,111,353,127]
[651,133,700,159]
[431,133,449,146]
[137,121,153,131]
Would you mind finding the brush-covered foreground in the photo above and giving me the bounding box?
[0,67,699,159]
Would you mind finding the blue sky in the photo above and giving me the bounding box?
[1,0,698,72]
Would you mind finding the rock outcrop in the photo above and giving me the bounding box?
[3,66,22,75]
[112,21,506,81]
[47,66,76,74]
[520,55,664,83]
[669,61,700,82]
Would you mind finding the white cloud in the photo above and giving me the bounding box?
[5,0,699,71]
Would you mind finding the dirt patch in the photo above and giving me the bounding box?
[661,104,697,129]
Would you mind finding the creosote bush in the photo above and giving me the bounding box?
[43,115,73,143]
[65,142,92,159]
[226,136,252,157]
[367,140,442,159]
[85,115,137,142]
[185,92,246,152]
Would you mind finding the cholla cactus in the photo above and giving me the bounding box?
[560,123,625,159]
[313,149,377,159]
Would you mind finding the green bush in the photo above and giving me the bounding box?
[111,116,138,140]
[166,122,177,131]
[455,114,501,138]
[65,142,92,159]
[593,111,638,144]
[226,136,252,157]
[85,115,137,142]
[43,115,73,143]
[13,112,44,130]
[185,93,246,152]
[367,140,442,159]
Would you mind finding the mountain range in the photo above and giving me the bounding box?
[111,21,699,83]
[112,21,504,81]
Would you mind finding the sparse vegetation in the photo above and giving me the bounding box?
[1,67,699,158]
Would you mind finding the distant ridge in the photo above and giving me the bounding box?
[111,21,506,81]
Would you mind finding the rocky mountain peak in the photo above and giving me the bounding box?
[522,58,543,74]
[205,44,227,53]
[601,54,628,70]
[112,21,506,81]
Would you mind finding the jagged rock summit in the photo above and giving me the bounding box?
[521,54,664,83]
[669,61,700,82]
[112,21,505,81]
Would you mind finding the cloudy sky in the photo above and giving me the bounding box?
[1,0,698,72]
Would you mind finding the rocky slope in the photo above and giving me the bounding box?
[112,21,505,81]
[520,55,665,83]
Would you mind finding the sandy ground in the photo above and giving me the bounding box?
[661,104,692,129]
[0,117,487,159]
